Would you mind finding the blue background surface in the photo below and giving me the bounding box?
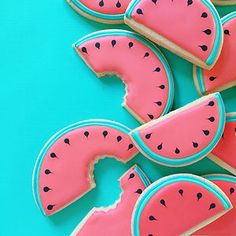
[0,1,235,235]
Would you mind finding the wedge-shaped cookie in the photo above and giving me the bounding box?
[125,0,223,69]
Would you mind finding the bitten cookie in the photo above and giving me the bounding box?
[130,93,226,167]
[132,174,232,236]
[32,119,138,216]
[74,30,174,123]
[194,12,236,95]
[211,0,236,5]
[67,0,132,24]
[71,165,150,236]
[208,113,236,175]
[125,0,223,69]
[193,174,236,236]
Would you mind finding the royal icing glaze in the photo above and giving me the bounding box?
[132,174,232,236]
[125,0,223,69]
[194,12,236,94]
[193,174,236,236]
[32,120,138,216]
[71,165,150,236]
[208,113,236,175]
[74,30,174,123]
[130,93,226,166]
[67,0,132,23]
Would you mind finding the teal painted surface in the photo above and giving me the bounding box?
[0,1,235,235]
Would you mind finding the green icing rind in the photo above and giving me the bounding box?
[131,93,225,166]
[32,119,132,215]
[74,29,174,118]
[226,114,236,122]
[133,174,232,236]
[125,0,222,67]
[205,174,236,183]
[134,166,150,187]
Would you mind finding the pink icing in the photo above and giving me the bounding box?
[130,0,217,62]
[139,95,220,159]
[77,34,171,123]
[38,123,138,215]
[194,176,236,235]
[211,118,236,169]
[72,166,149,236]
[139,181,226,236]
[201,16,236,93]
[79,0,131,15]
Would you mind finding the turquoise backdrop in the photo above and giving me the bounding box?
[0,1,235,235]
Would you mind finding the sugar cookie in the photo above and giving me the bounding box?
[125,0,223,69]
[194,174,236,236]
[194,12,236,94]
[130,93,225,167]
[208,113,236,175]
[67,0,132,24]
[132,174,232,236]
[73,30,174,123]
[71,165,150,236]
[211,0,236,5]
[32,119,138,216]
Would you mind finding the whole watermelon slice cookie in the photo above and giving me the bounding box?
[194,12,236,95]
[208,113,236,175]
[125,0,223,69]
[130,93,225,167]
[71,165,150,236]
[132,174,232,236]
[193,174,236,236]
[32,119,138,216]
[67,0,132,24]
[73,30,174,123]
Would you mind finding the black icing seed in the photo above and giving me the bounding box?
[209,203,216,210]
[111,40,116,47]
[201,12,208,18]
[148,114,154,120]
[149,216,157,221]
[209,76,216,81]
[203,29,212,35]
[47,205,54,210]
[222,133,224,139]
[154,67,161,72]
[81,47,87,53]
[136,189,143,194]
[50,153,57,158]
[208,117,215,122]
[148,235,153,236]
[187,0,193,5]
[116,1,121,8]
[99,0,104,7]
[43,187,50,192]
[203,130,210,136]
[208,101,215,106]
[129,173,135,179]
[160,199,167,207]
[193,142,199,148]
[144,52,150,57]
[95,42,100,49]
[103,130,108,138]
[199,45,208,51]
[179,189,184,196]
[117,136,122,142]
[84,131,89,138]
[197,192,203,200]
[159,85,165,90]
[45,169,51,175]
[157,143,163,150]
[224,29,230,35]
[64,138,70,145]
[128,144,134,150]
[129,42,134,48]
[152,0,157,4]
[145,133,152,139]
[175,148,180,154]
[136,8,143,15]
[155,101,162,106]
[230,187,235,195]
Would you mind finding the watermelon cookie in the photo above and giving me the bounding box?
[211,0,236,6]
[67,0,132,24]
[73,30,174,123]
[194,12,236,95]
[193,174,236,236]
[125,0,223,69]
[208,113,236,175]
[32,119,138,216]
[130,93,226,167]
[71,165,150,236]
[132,174,232,236]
